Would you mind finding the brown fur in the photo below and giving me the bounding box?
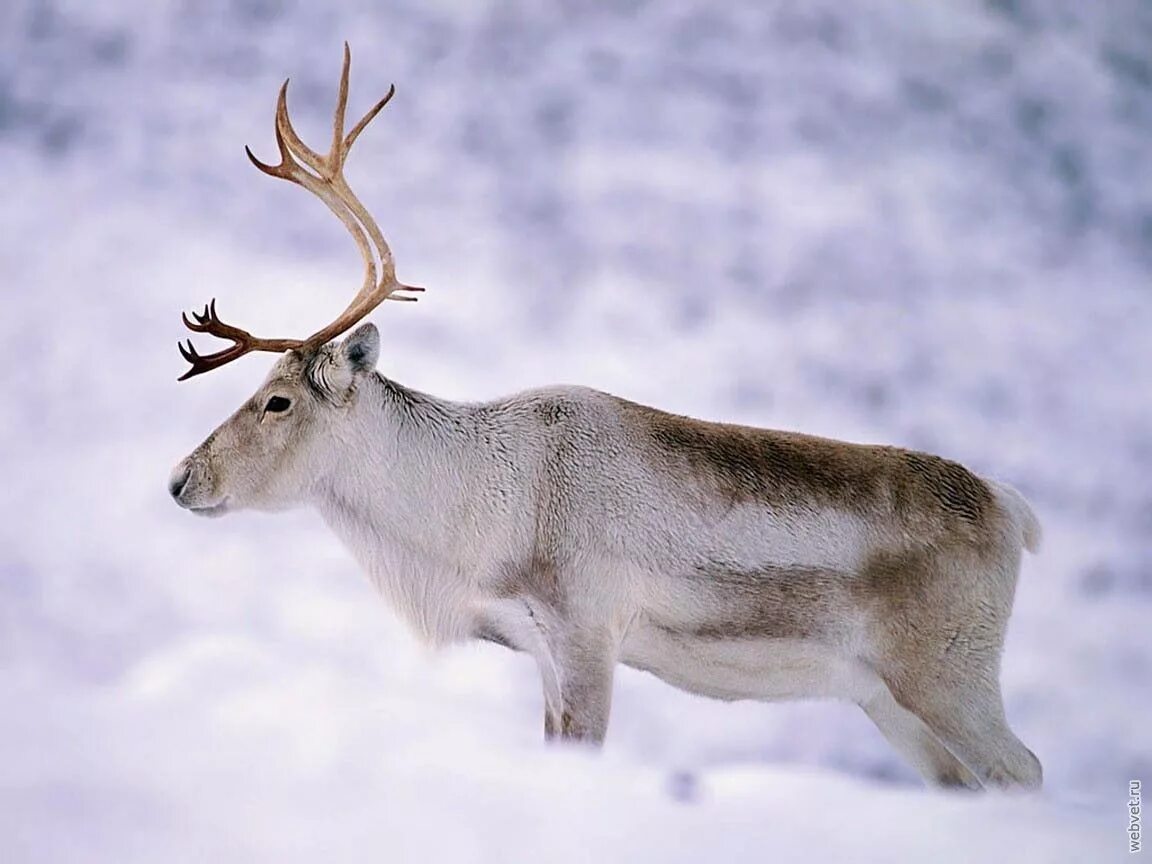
[672,561,851,642]
[615,396,996,544]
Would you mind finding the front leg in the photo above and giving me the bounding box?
[540,628,618,746]
[476,597,620,745]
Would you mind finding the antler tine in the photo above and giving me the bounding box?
[344,82,395,154]
[177,339,245,381]
[181,299,245,341]
[328,41,352,177]
[273,81,326,175]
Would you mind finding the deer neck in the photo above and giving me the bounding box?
[310,373,479,576]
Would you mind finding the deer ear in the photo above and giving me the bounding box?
[341,323,380,373]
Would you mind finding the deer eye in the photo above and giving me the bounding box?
[265,396,291,413]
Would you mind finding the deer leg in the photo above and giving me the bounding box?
[878,637,1042,792]
[540,628,618,746]
[870,551,1041,791]
[860,685,982,790]
[886,677,1042,792]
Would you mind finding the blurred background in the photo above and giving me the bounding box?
[1,0,1148,861]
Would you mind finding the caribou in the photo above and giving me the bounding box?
[170,45,1043,791]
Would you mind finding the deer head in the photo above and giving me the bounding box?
[169,45,418,515]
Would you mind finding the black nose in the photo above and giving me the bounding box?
[169,464,191,499]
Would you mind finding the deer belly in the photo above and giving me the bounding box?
[619,622,875,703]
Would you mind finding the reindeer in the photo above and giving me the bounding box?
[170,45,1043,791]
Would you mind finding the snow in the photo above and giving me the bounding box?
[1,0,1147,860]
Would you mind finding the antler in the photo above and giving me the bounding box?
[178,42,422,381]
[178,300,303,380]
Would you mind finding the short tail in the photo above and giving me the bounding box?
[987,479,1042,554]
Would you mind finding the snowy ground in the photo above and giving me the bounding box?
[1,1,1148,861]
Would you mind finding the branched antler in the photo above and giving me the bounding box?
[178,43,422,380]
[177,300,303,380]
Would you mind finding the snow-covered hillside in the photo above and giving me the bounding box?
[0,1,1147,860]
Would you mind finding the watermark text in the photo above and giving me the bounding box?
[1131,779,1142,854]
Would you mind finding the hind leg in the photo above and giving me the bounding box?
[868,545,1042,791]
[881,668,1042,791]
[860,685,981,790]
